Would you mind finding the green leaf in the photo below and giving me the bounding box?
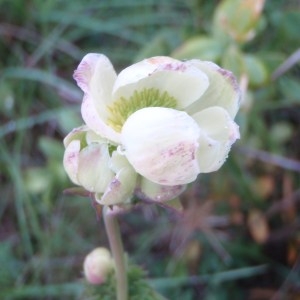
[56,108,82,135]
[24,167,51,194]
[269,122,293,145]
[221,48,268,87]
[172,36,223,62]
[135,30,180,62]
[38,136,64,160]
[279,77,300,102]
[280,12,300,44]
[244,54,269,87]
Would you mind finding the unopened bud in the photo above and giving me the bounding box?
[83,247,113,285]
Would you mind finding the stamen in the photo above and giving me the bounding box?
[107,88,177,132]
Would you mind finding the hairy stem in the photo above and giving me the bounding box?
[103,206,128,300]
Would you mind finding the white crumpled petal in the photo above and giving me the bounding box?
[112,56,209,109]
[109,149,131,173]
[63,139,81,185]
[193,106,240,172]
[81,94,121,143]
[77,144,114,193]
[74,53,121,143]
[185,60,241,118]
[63,126,89,184]
[73,53,117,116]
[136,177,186,202]
[63,125,89,148]
[96,151,137,205]
[121,107,201,186]
[73,54,121,143]
[97,167,137,206]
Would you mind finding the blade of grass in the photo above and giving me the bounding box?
[0,23,82,59]
[0,107,79,138]
[3,67,81,102]
[149,264,268,289]
[27,24,69,67]
[0,282,83,299]
[0,143,33,256]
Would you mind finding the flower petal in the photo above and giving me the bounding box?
[121,107,201,186]
[63,139,80,185]
[97,151,137,205]
[77,144,114,193]
[81,94,121,143]
[97,166,137,206]
[74,53,117,119]
[63,125,88,148]
[136,177,186,202]
[112,56,209,109]
[185,60,241,118]
[109,150,131,173]
[193,106,240,172]
[86,130,108,144]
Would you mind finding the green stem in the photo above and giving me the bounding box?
[103,206,128,300]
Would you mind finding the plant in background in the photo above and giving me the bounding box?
[63,54,240,299]
[173,0,268,92]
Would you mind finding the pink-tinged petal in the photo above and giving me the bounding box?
[136,177,186,202]
[81,94,121,143]
[74,53,117,119]
[112,56,209,109]
[77,144,114,193]
[193,106,240,172]
[97,150,137,205]
[186,60,241,118]
[63,125,89,148]
[108,150,131,173]
[86,130,107,144]
[97,166,137,206]
[121,107,201,186]
[63,140,80,185]
[115,56,178,88]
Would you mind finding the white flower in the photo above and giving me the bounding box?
[72,54,240,187]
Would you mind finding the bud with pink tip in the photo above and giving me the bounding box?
[83,247,114,285]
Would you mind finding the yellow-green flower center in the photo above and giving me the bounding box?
[106,88,177,132]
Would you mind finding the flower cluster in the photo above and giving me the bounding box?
[63,54,240,205]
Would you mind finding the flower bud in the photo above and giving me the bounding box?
[213,0,265,43]
[83,247,114,285]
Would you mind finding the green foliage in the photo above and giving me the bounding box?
[172,37,224,62]
[83,265,167,300]
[1,0,300,299]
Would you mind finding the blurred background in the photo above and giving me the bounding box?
[1,0,300,299]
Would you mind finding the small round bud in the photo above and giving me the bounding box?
[83,247,114,285]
